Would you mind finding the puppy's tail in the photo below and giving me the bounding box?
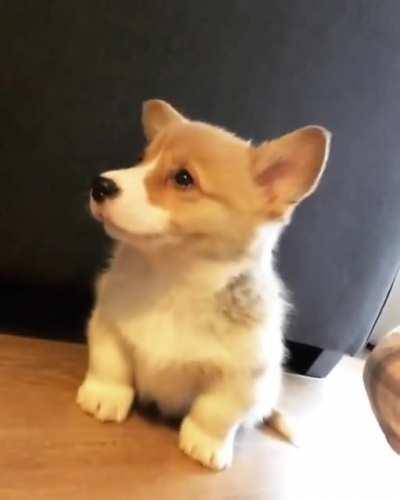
[264,410,300,447]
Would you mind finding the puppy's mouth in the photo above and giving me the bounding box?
[103,220,164,242]
[90,203,184,250]
[90,203,164,242]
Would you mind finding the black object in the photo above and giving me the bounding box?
[1,1,400,376]
[91,176,120,203]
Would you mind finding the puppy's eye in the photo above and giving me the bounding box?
[173,169,194,188]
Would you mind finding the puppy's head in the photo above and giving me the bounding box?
[91,100,330,258]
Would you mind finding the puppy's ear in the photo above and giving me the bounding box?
[142,100,187,141]
[252,126,331,219]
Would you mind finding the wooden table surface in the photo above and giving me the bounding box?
[0,334,397,500]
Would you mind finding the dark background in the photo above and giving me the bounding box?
[1,1,400,369]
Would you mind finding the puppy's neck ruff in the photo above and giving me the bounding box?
[112,222,283,297]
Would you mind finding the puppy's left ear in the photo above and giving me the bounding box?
[252,126,331,218]
[142,99,187,141]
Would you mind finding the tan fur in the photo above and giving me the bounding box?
[143,121,263,261]
[77,100,331,470]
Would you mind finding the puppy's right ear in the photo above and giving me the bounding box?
[142,100,186,141]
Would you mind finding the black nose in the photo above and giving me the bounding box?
[91,176,120,203]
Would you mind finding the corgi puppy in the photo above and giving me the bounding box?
[77,100,330,470]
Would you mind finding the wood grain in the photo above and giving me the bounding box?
[0,334,397,500]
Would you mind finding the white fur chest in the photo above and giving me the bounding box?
[127,296,227,414]
[96,246,284,416]
[111,289,250,414]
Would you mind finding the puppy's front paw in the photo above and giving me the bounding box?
[77,376,134,422]
[179,416,234,471]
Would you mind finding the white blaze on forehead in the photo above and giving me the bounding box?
[101,159,170,235]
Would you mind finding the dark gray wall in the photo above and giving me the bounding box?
[1,1,400,353]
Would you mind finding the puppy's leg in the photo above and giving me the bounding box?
[179,380,256,470]
[77,312,134,422]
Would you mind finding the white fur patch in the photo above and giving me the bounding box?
[97,159,170,237]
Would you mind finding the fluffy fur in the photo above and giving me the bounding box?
[77,100,331,470]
